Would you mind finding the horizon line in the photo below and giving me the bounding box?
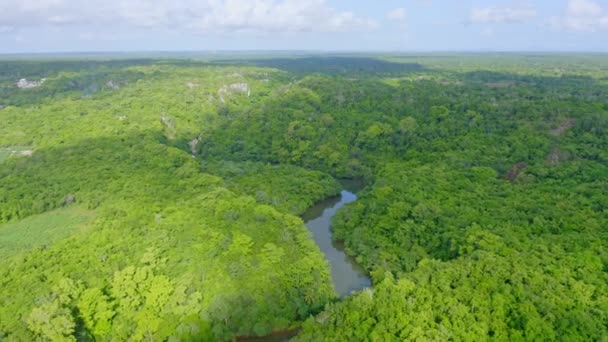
[2,49,608,56]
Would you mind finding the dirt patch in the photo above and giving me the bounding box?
[485,81,515,88]
[439,81,464,86]
[550,119,576,137]
[0,146,34,162]
[505,162,527,182]
[547,146,571,165]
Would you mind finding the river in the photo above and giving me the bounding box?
[238,188,372,341]
[301,189,371,297]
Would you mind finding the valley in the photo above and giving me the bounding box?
[0,53,607,341]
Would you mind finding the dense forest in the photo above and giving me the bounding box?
[0,54,607,341]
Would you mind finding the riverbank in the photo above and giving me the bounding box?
[303,189,371,297]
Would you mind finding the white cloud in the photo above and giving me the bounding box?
[469,5,537,24]
[567,0,602,17]
[187,0,377,33]
[0,0,376,33]
[387,8,407,21]
[549,0,608,32]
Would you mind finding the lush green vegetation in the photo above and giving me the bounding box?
[202,161,341,215]
[0,206,94,259]
[0,54,607,340]
[0,60,335,341]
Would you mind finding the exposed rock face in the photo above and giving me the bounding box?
[16,78,46,89]
[64,195,76,205]
[219,83,250,95]
[189,136,201,155]
[161,113,175,130]
[217,83,251,103]
[19,150,33,156]
[229,83,249,93]
[106,80,121,90]
[160,113,176,140]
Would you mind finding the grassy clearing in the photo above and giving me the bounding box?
[0,206,95,259]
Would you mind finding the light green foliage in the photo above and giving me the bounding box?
[0,206,95,259]
[78,288,114,338]
[0,60,336,341]
[26,301,76,342]
[0,142,335,340]
[1,55,608,341]
[0,139,335,339]
[25,278,82,342]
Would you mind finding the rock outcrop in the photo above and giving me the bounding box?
[547,146,571,165]
[64,195,76,205]
[189,136,201,155]
[106,80,121,90]
[219,83,250,96]
[16,78,46,89]
[550,119,576,137]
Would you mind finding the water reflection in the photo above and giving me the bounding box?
[303,190,372,297]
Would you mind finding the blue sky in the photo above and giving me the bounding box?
[0,0,607,53]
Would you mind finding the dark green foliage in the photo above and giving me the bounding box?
[0,59,151,106]
[203,160,341,215]
[219,56,424,75]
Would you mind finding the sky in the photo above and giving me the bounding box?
[0,0,607,53]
